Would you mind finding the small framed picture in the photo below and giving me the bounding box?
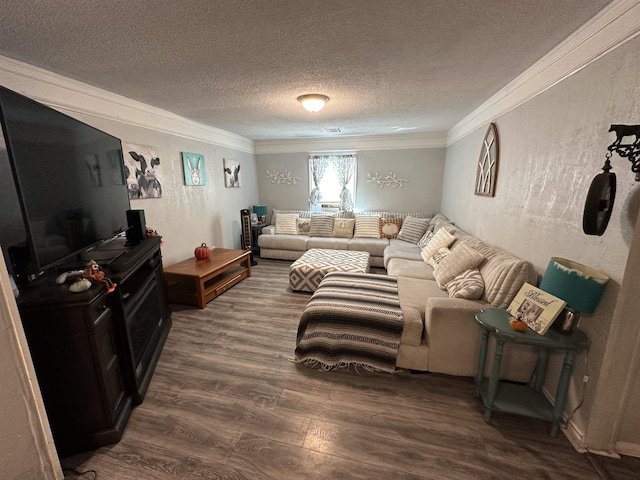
[181,152,206,186]
[507,283,566,335]
[223,158,241,187]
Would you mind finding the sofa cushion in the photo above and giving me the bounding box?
[258,233,308,251]
[387,257,435,280]
[275,213,298,235]
[417,230,435,249]
[445,269,485,300]
[347,238,389,257]
[379,217,403,239]
[354,215,381,238]
[296,217,311,235]
[397,276,448,317]
[383,241,422,268]
[309,215,334,237]
[399,305,423,346]
[426,246,450,268]
[333,218,355,238]
[441,224,538,308]
[433,242,485,288]
[420,228,456,262]
[307,237,350,250]
[428,213,452,231]
[270,209,312,225]
[397,216,430,243]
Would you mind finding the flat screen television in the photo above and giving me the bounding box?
[0,86,131,283]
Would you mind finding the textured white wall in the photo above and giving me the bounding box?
[256,147,445,217]
[442,36,640,452]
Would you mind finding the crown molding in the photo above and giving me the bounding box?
[447,0,640,146]
[254,132,447,155]
[0,55,255,154]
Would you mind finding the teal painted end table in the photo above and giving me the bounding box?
[474,308,589,437]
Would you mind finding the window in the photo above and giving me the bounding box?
[308,154,357,211]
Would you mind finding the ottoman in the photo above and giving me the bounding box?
[289,248,370,292]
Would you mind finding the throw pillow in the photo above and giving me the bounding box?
[379,217,403,239]
[427,246,450,268]
[432,242,485,289]
[333,218,355,238]
[427,213,451,231]
[417,230,435,249]
[446,269,485,300]
[354,216,381,238]
[397,216,430,243]
[309,215,335,237]
[420,228,456,262]
[275,213,298,235]
[296,217,311,235]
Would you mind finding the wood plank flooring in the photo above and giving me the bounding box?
[62,259,639,479]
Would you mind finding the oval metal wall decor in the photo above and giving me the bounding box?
[475,122,499,197]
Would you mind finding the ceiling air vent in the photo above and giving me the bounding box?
[325,127,343,134]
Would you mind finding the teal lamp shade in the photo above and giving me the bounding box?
[539,257,609,314]
[253,205,267,223]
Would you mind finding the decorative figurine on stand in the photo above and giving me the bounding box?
[84,259,117,293]
[67,259,117,293]
[146,225,164,245]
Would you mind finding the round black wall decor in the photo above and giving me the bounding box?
[583,160,616,236]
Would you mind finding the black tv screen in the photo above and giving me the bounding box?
[0,86,130,274]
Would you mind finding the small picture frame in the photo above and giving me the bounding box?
[250,213,258,225]
[507,283,566,335]
[181,152,206,186]
[223,158,241,187]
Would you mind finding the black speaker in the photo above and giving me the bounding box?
[9,244,42,286]
[126,209,146,245]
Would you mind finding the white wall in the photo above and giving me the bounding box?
[442,34,640,455]
[256,147,445,218]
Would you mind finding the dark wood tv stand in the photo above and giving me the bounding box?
[16,236,171,457]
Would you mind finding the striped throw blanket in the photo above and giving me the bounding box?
[294,272,404,373]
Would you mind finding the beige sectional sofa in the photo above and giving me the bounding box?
[260,210,541,382]
[258,210,431,268]
[388,222,540,381]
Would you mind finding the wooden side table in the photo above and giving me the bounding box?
[474,308,589,437]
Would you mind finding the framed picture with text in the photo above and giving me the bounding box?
[507,283,566,335]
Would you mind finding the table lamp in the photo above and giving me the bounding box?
[539,257,609,333]
[253,205,267,225]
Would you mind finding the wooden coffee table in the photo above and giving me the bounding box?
[163,248,251,308]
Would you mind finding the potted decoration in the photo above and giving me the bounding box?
[194,243,211,260]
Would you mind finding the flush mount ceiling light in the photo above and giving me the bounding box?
[297,94,329,112]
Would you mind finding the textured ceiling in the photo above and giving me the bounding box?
[0,0,612,140]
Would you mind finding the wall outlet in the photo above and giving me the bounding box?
[583,375,589,383]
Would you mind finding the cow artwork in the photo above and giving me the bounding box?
[223,158,241,188]
[122,143,163,199]
[181,152,206,186]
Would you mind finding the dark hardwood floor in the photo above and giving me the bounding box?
[62,258,640,479]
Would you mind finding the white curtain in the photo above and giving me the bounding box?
[334,154,356,212]
[308,156,329,206]
[308,154,357,211]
